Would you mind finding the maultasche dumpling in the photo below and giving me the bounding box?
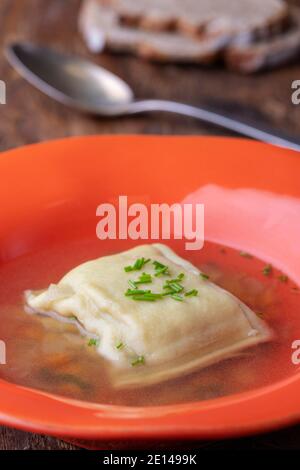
[25,244,272,387]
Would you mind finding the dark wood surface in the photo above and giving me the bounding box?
[0,0,300,450]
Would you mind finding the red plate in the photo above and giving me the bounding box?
[0,135,299,442]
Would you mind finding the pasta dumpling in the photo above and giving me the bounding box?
[25,244,272,387]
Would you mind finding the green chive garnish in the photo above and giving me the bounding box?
[124,258,150,272]
[125,288,151,296]
[166,273,184,283]
[128,280,137,289]
[124,256,202,303]
[171,294,184,301]
[170,282,184,292]
[185,289,198,297]
[278,274,288,283]
[200,273,210,280]
[116,342,124,350]
[124,266,133,272]
[153,261,165,269]
[88,338,100,347]
[131,355,145,366]
[134,272,152,285]
[262,264,272,276]
[153,260,170,277]
[162,289,174,296]
[163,280,183,293]
[154,266,169,277]
[132,292,163,301]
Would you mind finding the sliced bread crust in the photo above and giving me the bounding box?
[79,0,229,63]
[98,0,288,39]
[226,7,300,72]
[79,0,299,72]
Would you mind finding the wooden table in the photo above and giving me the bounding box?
[0,0,300,450]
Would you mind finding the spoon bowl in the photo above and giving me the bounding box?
[6,42,300,151]
[6,43,134,114]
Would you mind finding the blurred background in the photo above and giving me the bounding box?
[0,0,300,450]
[0,0,300,151]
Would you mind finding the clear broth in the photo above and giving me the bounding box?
[0,238,299,406]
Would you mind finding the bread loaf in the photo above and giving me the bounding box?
[226,7,300,72]
[98,0,288,39]
[79,0,229,63]
[79,0,300,72]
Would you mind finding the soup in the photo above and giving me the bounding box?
[0,238,298,406]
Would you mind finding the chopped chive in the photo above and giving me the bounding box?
[162,288,175,296]
[116,342,124,350]
[170,273,184,282]
[134,272,152,285]
[200,272,210,280]
[165,281,184,293]
[128,279,137,289]
[125,288,151,296]
[240,251,253,259]
[171,294,184,301]
[124,257,150,272]
[134,259,143,270]
[88,338,100,347]
[154,266,169,277]
[153,260,165,270]
[132,292,163,301]
[278,274,288,283]
[134,257,150,270]
[165,273,184,283]
[163,274,185,296]
[262,264,272,276]
[153,260,170,277]
[131,355,145,367]
[185,289,198,297]
[124,266,134,272]
[69,315,77,320]
[132,297,155,302]
[124,256,202,303]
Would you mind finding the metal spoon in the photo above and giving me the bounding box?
[6,42,300,152]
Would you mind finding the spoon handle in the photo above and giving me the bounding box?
[128,99,300,152]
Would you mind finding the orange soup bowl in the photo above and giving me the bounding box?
[0,135,300,444]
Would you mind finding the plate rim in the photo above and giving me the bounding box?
[0,134,299,440]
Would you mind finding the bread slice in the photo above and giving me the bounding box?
[98,0,288,39]
[79,0,229,63]
[226,8,300,72]
[79,0,299,72]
